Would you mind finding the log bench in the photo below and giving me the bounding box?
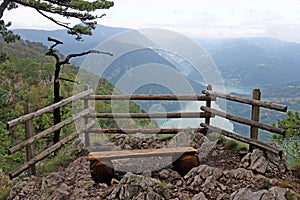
[88,147,200,184]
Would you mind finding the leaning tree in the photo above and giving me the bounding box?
[0,0,114,42]
[0,0,114,144]
[46,37,112,144]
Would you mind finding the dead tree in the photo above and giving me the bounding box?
[46,37,112,145]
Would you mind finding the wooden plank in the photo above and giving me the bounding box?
[88,112,212,119]
[202,90,287,112]
[7,89,94,129]
[84,85,90,147]
[88,94,215,101]
[89,128,205,134]
[200,123,282,155]
[200,106,285,135]
[250,89,261,151]
[9,121,95,179]
[88,147,199,161]
[8,108,91,155]
[24,104,36,176]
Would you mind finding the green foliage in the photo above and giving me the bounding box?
[211,133,249,151]
[262,180,272,190]
[36,148,76,177]
[273,111,300,160]
[0,169,11,200]
[0,20,20,43]
[0,0,114,41]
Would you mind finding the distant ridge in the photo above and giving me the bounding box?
[13,25,300,87]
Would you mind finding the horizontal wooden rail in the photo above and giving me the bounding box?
[89,128,205,134]
[202,90,287,112]
[88,112,213,119]
[9,121,95,179]
[7,89,94,129]
[88,94,215,101]
[8,108,91,155]
[88,147,198,161]
[200,123,282,155]
[201,106,285,135]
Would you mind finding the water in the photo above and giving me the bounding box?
[155,100,234,132]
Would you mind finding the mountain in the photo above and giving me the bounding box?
[13,25,128,56]
[198,38,300,86]
[13,25,300,88]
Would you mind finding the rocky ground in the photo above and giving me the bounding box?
[8,130,300,200]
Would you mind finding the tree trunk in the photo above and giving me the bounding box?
[53,65,61,144]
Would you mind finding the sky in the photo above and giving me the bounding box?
[3,0,300,43]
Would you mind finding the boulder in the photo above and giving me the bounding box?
[108,172,171,200]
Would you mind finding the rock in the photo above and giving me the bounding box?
[230,168,254,180]
[108,172,171,200]
[201,175,217,190]
[192,192,208,200]
[166,129,194,148]
[240,148,289,175]
[142,170,152,178]
[159,169,170,179]
[231,188,267,200]
[250,156,268,173]
[231,187,289,200]
[198,137,218,159]
[192,132,206,149]
[267,187,287,200]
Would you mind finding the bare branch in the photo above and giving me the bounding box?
[62,50,113,65]
[59,77,80,84]
[0,0,10,19]
[35,9,78,38]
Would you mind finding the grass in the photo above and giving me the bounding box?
[261,180,272,190]
[36,147,77,177]
[0,170,11,200]
[42,187,55,198]
[286,190,300,200]
[211,132,249,151]
[155,181,172,197]
[277,180,294,189]
[155,134,175,142]
[289,157,300,178]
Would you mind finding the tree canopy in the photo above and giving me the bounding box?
[0,0,114,42]
[273,111,300,160]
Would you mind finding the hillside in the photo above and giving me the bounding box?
[13,25,300,88]
[0,38,153,179]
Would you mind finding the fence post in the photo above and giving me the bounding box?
[84,85,90,147]
[24,103,36,176]
[204,85,212,134]
[249,89,261,151]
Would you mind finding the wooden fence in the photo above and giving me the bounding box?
[6,85,288,179]
[6,89,94,179]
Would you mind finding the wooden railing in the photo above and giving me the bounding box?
[6,85,288,179]
[200,88,287,154]
[84,86,287,155]
[85,85,215,138]
[6,89,94,179]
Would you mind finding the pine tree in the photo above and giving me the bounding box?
[0,0,114,42]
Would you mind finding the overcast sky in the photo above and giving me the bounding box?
[3,0,300,43]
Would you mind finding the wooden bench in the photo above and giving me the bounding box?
[88,147,198,160]
[88,147,200,184]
